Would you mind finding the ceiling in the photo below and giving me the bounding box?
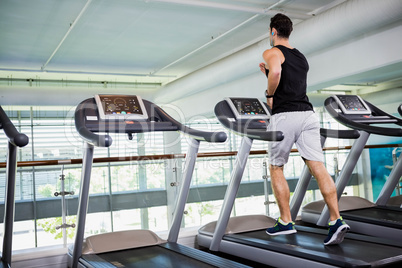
[0,0,401,115]
[0,0,334,83]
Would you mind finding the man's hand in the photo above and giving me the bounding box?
[266,97,273,110]
[259,62,267,74]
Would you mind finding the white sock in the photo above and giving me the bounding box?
[279,218,289,225]
[329,218,338,225]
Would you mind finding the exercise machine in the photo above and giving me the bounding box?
[69,95,250,268]
[387,103,402,206]
[198,97,402,267]
[302,95,402,241]
[384,147,401,207]
[0,106,29,268]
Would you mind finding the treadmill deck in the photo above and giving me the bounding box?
[224,225,402,267]
[341,206,402,229]
[80,242,250,268]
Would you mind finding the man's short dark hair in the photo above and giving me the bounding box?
[270,13,293,38]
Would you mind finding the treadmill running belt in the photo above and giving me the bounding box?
[81,242,250,268]
[82,245,214,268]
[225,226,402,267]
[341,207,402,228]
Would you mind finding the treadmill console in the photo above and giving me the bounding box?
[95,94,148,120]
[332,95,371,115]
[327,95,400,126]
[225,97,270,120]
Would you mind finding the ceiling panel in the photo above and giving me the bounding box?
[280,0,340,14]
[0,0,85,69]
[49,0,260,75]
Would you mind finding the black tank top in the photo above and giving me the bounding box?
[269,45,313,115]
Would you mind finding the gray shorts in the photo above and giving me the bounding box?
[267,111,324,166]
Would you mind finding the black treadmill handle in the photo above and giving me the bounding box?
[216,117,284,141]
[240,128,284,141]
[320,128,360,139]
[75,100,113,147]
[0,106,29,147]
[214,102,283,142]
[181,125,228,143]
[153,102,227,143]
[325,97,402,137]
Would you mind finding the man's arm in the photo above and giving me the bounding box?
[263,48,282,97]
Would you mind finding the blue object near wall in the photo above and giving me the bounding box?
[369,146,400,200]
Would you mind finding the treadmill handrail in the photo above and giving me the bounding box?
[0,105,29,267]
[320,128,360,139]
[324,97,402,137]
[214,101,284,142]
[75,99,113,147]
[0,106,29,147]
[74,98,227,147]
[148,100,227,143]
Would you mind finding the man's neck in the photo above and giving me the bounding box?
[274,38,292,49]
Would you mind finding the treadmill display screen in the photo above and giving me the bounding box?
[225,97,270,119]
[95,94,148,120]
[332,95,371,115]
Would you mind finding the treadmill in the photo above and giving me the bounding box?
[68,95,250,268]
[302,95,402,241]
[0,106,29,268]
[387,103,402,207]
[198,97,402,267]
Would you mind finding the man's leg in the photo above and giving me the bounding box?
[306,160,350,245]
[265,112,296,235]
[305,160,340,221]
[269,165,292,223]
[266,164,296,236]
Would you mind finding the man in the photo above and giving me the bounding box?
[260,13,349,245]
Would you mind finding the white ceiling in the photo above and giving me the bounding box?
[0,0,328,80]
[0,0,401,116]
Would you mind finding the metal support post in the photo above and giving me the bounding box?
[71,143,94,268]
[54,165,75,247]
[209,137,253,251]
[168,138,200,242]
